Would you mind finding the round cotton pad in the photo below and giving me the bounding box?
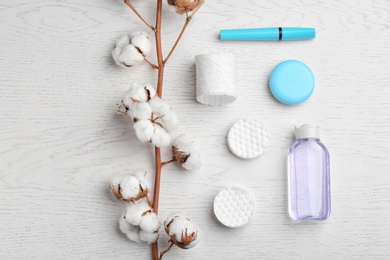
[213,186,255,228]
[269,60,315,105]
[227,119,268,159]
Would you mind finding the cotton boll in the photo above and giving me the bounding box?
[116,34,131,49]
[128,102,152,121]
[131,33,151,56]
[119,211,142,243]
[125,199,151,226]
[139,230,159,244]
[164,214,199,249]
[120,176,140,199]
[139,212,160,233]
[134,170,151,190]
[110,174,124,199]
[119,212,132,234]
[118,44,144,67]
[149,97,170,116]
[124,82,156,104]
[134,120,154,143]
[182,151,201,170]
[132,84,151,102]
[172,134,193,155]
[112,48,127,68]
[167,217,190,242]
[151,125,171,147]
[110,174,123,188]
[126,227,142,243]
[161,111,179,132]
[181,226,199,249]
[164,213,180,233]
[144,84,156,100]
[123,82,145,104]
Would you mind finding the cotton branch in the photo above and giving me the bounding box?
[124,0,155,31]
[163,1,204,64]
[159,242,174,260]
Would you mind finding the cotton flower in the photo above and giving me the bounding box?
[148,97,170,116]
[133,118,173,147]
[181,150,201,170]
[172,134,201,170]
[118,82,178,147]
[164,213,199,249]
[148,97,179,134]
[167,0,204,15]
[119,208,159,244]
[120,176,140,199]
[128,102,152,121]
[160,111,179,132]
[125,199,152,226]
[131,32,151,56]
[112,32,151,68]
[134,120,155,143]
[134,170,151,191]
[123,82,156,107]
[112,44,144,68]
[119,212,141,243]
[139,212,160,233]
[153,124,172,147]
[139,229,159,244]
[109,172,150,202]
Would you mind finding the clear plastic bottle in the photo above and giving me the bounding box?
[288,124,330,221]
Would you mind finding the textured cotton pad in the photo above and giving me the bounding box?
[227,119,268,159]
[213,186,255,228]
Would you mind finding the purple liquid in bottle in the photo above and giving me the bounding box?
[288,124,330,221]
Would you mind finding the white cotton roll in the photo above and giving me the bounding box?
[195,53,237,106]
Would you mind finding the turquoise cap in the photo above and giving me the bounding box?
[269,60,315,105]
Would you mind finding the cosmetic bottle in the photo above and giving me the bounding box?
[288,124,330,221]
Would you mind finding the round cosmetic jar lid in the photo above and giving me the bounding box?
[269,60,315,105]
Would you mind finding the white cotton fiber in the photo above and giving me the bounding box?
[139,212,160,233]
[161,111,179,132]
[182,151,201,170]
[128,102,152,121]
[134,120,154,143]
[120,175,140,199]
[125,199,151,226]
[151,125,171,147]
[139,229,158,244]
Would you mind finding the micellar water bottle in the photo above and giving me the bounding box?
[288,124,330,221]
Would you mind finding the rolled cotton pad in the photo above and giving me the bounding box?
[213,186,255,228]
[269,60,315,105]
[195,53,237,106]
[227,119,268,159]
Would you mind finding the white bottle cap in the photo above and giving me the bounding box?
[295,124,320,139]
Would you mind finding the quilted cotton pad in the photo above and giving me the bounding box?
[227,119,268,159]
[213,186,255,228]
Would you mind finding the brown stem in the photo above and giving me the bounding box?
[144,58,159,69]
[146,194,153,208]
[124,0,155,31]
[159,242,174,260]
[154,0,164,96]
[151,2,164,259]
[151,148,162,260]
[162,157,176,166]
[163,1,204,65]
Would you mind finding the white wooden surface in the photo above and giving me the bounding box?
[1,0,390,259]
